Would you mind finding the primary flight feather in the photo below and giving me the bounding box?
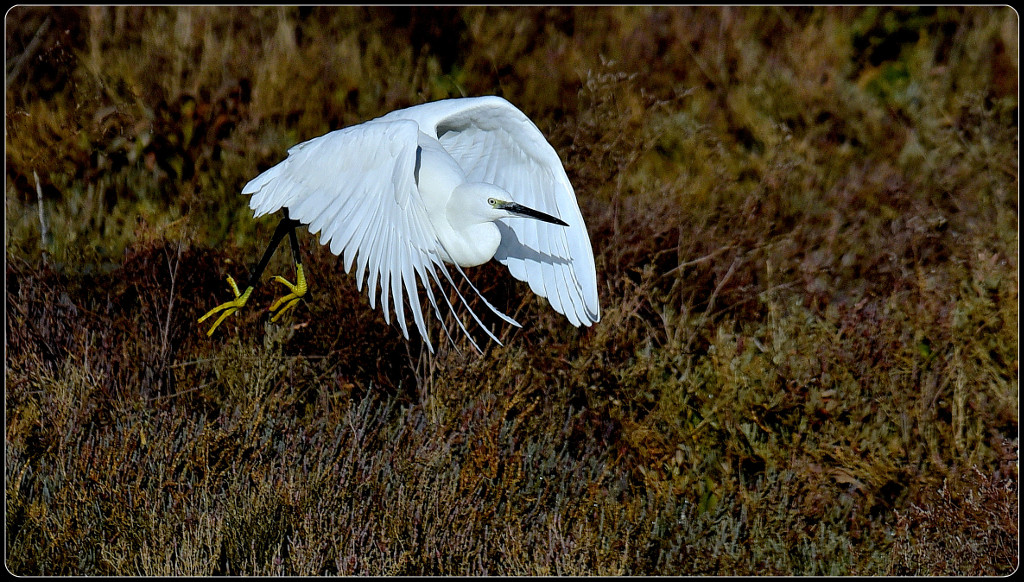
[200,95,600,352]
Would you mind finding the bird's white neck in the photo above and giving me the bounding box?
[415,140,504,267]
[436,220,501,267]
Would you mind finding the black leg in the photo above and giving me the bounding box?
[245,212,301,290]
[282,213,312,301]
[266,208,309,321]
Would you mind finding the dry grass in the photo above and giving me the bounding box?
[5,6,1018,575]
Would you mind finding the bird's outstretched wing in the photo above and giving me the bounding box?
[379,96,601,327]
[243,119,510,353]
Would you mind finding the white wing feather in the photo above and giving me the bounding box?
[243,120,495,353]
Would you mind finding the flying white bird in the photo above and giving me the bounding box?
[199,95,600,352]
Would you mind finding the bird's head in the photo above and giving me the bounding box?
[458,182,568,227]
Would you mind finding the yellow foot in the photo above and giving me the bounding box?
[269,264,307,322]
[198,275,253,336]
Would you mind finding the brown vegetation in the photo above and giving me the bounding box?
[5,6,1018,575]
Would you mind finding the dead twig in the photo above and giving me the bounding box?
[160,237,186,364]
[7,15,51,85]
[33,170,49,266]
[664,245,736,277]
[683,254,741,354]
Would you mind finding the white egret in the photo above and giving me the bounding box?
[199,96,600,352]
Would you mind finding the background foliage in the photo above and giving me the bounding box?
[5,6,1018,575]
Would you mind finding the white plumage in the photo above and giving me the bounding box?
[241,95,599,352]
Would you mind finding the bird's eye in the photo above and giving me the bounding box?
[487,198,497,206]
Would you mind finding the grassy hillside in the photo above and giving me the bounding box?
[5,6,1018,575]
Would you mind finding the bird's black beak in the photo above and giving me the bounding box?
[500,201,569,226]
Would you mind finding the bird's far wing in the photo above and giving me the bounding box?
[405,96,601,327]
[242,119,495,352]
